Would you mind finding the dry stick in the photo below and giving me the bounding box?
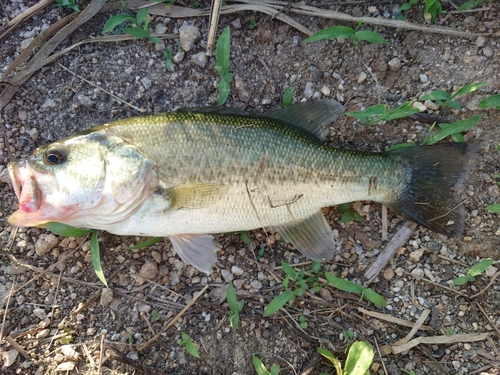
[58,63,146,113]
[373,337,389,375]
[138,284,209,351]
[475,301,500,338]
[470,271,500,299]
[357,307,433,331]
[4,336,31,359]
[207,0,223,51]
[403,270,470,298]
[98,334,105,375]
[391,332,491,354]
[392,308,430,347]
[0,0,53,41]
[0,278,15,343]
[364,221,417,281]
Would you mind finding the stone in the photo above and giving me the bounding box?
[388,57,402,71]
[179,24,200,52]
[191,52,208,68]
[139,261,159,279]
[140,77,152,90]
[100,288,113,306]
[231,266,244,276]
[0,349,18,367]
[221,269,233,282]
[35,233,59,255]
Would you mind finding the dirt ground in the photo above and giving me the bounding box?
[0,0,499,374]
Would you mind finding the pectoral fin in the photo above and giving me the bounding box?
[271,210,336,262]
[167,183,225,209]
[169,233,220,273]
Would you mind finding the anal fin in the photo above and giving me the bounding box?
[169,233,220,274]
[271,210,336,262]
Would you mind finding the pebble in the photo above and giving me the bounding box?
[413,101,427,112]
[33,308,47,320]
[56,362,75,371]
[20,37,34,51]
[368,6,378,14]
[319,288,333,302]
[221,269,234,282]
[411,268,424,278]
[231,18,242,29]
[485,266,498,277]
[36,329,50,339]
[18,110,27,121]
[424,100,439,110]
[173,51,185,64]
[41,98,57,110]
[140,77,152,90]
[383,267,394,281]
[231,266,244,276]
[60,345,79,361]
[388,57,402,71]
[304,82,314,99]
[139,261,159,279]
[35,233,59,255]
[250,280,262,290]
[357,71,367,83]
[76,94,93,107]
[154,24,167,34]
[191,52,207,68]
[151,251,162,264]
[482,47,493,57]
[419,74,428,83]
[179,24,200,52]
[0,349,19,367]
[100,288,113,306]
[475,36,486,47]
[320,86,331,96]
[409,249,424,262]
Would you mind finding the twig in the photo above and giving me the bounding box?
[207,0,223,51]
[0,0,53,41]
[138,284,209,351]
[58,64,146,113]
[98,334,105,375]
[403,271,469,298]
[475,301,500,338]
[470,271,500,299]
[373,337,389,375]
[364,221,417,281]
[5,336,30,359]
[390,332,490,354]
[299,353,321,375]
[357,307,433,331]
[392,309,430,347]
[0,278,15,343]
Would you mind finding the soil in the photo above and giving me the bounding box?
[0,1,499,375]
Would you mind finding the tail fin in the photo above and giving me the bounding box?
[386,143,478,237]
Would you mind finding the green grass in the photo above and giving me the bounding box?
[179,332,200,358]
[346,102,419,126]
[54,0,80,12]
[318,341,374,375]
[164,45,174,72]
[282,86,294,108]
[252,355,280,375]
[478,94,500,110]
[304,20,387,47]
[227,282,244,330]
[216,26,233,106]
[453,259,494,286]
[420,82,487,110]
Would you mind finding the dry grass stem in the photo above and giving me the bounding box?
[357,307,433,331]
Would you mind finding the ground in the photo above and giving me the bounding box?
[0,0,499,374]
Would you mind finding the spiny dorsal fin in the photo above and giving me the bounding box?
[265,99,345,141]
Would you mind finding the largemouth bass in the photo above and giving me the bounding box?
[7,100,477,273]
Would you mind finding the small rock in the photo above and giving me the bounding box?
[413,101,427,112]
[18,110,27,121]
[28,128,39,141]
[250,280,262,290]
[173,51,185,64]
[409,250,424,262]
[233,279,245,289]
[151,251,162,264]
[221,269,234,282]
[138,304,151,313]
[76,94,93,107]
[0,349,18,367]
[35,233,59,255]
[231,18,242,29]
[3,265,28,275]
[36,329,50,339]
[485,265,498,277]
[394,267,404,277]
[56,362,75,371]
[20,38,34,51]
[179,24,201,52]
[33,308,47,320]
[60,345,79,361]
[368,6,378,14]
[419,74,428,83]
[231,266,244,276]
[100,288,113,306]
[304,82,314,99]
[424,100,439,111]
[475,36,486,47]
[482,47,493,58]
[320,86,331,96]
[140,77,152,90]
[357,71,367,83]
[388,57,402,72]
[154,24,167,34]
[191,52,207,68]
[411,267,424,278]
[139,261,158,279]
[319,288,333,302]
[383,267,394,281]
[41,98,57,111]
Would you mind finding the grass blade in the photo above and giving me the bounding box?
[304,26,354,43]
[420,90,450,101]
[90,230,108,287]
[452,81,487,97]
[38,222,92,237]
[354,30,387,44]
[423,115,481,145]
[130,237,163,250]
[263,290,294,316]
[478,94,500,109]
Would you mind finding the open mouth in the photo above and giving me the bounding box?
[8,160,41,213]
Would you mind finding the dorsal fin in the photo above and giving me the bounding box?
[265,99,345,141]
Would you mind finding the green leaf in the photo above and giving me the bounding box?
[338,202,352,212]
[458,0,485,10]
[38,222,92,237]
[135,7,150,26]
[486,203,500,213]
[263,290,294,316]
[304,26,354,43]
[122,27,151,39]
[238,231,251,244]
[478,94,500,109]
[468,259,493,277]
[317,347,343,375]
[344,341,374,375]
[363,288,387,307]
[423,115,481,145]
[324,272,364,293]
[180,332,200,358]
[270,365,280,375]
[282,261,299,279]
[227,282,243,329]
[420,90,451,101]
[453,275,471,285]
[282,86,294,107]
[218,80,230,106]
[354,30,387,45]
[446,100,462,109]
[151,309,161,321]
[90,230,108,287]
[342,211,353,223]
[216,26,231,78]
[452,82,487,97]
[130,237,163,250]
[252,355,272,375]
[103,14,134,34]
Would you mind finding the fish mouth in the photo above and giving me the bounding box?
[8,160,42,223]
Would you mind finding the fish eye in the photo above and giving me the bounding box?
[44,146,67,166]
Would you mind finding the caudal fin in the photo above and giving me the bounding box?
[386,143,478,237]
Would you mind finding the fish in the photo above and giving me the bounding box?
[7,100,477,273]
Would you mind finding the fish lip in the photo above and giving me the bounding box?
[7,160,24,201]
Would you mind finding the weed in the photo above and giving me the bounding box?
[39,222,108,287]
[299,315,308,329]
[318,341,374,375]
[102,3,160,44]
[179,332,200,358]
[252,355,280,375]
[54,0,80,12]
[304,20,387,47]
[216,26,233,106]
[227,282,244,330]
[459,0,486,10]
[342,329,355,343]
[453,259,494,286]
[61,327,73,344]
[446,329,455,336]
[338,203,363,224]
[478,94,500,110]
[422,115,481,145]
[324,271,387,307]
[420,82,487,109]
[151,309,161,322]
[249,18,257,30]
[346,102,419,126]
[164,45,174,72]
[282,86,294,108]
[423,0,444,24]
[130,236,163,249]
[487,203,500,213]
